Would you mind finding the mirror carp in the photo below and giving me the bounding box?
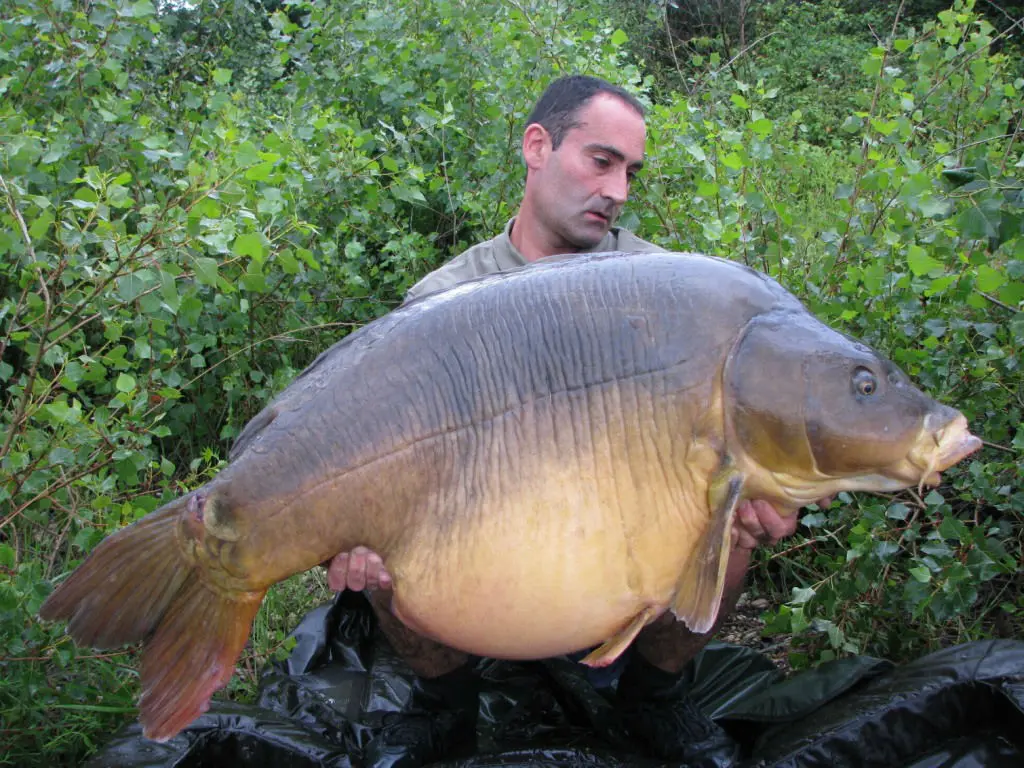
[39,252,982,741]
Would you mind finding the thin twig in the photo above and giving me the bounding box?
[981,439,1015,454]
[979,291,1017,313]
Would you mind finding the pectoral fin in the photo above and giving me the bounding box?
[670,466,745,634]
[579,606,659,668]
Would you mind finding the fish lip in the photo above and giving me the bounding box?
[931,414,983,472]
[904,413,983,490]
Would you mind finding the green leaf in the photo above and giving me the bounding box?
[29,211,54,239]
[975,264,1005,292]
[748,118,773,136]
[886,503,910,520]
[277,249,300,275]
[957,197,1001,240]
[194,257,219,286]
[236,142,261,167]
[907,245,944,276]
[910,566,931,583]
[722,152,743,170]
[610,29,628,47]
[245,161,276,181]
[0,543,14,568]
[862,56,882,77]
[117,270,156,302]
[232,233,266,263]
[730,94,749,110]
[213,68,233,85]
[115,373,136,393]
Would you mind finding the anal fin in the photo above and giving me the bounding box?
[671,470,744,634]
[579,606,659,668]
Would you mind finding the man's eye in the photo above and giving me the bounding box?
[593,156,610,167]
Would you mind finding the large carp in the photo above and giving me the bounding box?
[40,252,981,741]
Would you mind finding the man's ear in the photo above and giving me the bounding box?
[522,123,551,170]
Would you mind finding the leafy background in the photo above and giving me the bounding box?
[1,0,1021,763]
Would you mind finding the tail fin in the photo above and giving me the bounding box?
[39,499,191,647]
[138,575,264,740]
[39,496,266,742]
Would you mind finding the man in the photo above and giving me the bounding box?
[328,75,802,766]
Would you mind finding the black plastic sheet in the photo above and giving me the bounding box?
[85,591,1024,767]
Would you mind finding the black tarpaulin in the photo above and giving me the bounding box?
[84,592,1024,767]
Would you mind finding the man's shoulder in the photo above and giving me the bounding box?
[604,227,667,254]
[405,235,506,302]
[404,224,668,303]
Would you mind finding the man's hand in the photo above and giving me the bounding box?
[732,500,798,551]
[327,546,392,592]
[732,497,833,551]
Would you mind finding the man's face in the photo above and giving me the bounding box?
[530,93,646,250]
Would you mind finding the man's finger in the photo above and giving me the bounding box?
[748,499,796,544]
[347,547,368,592]
[733,502,766,550]
[327,553,349,592]
[365,552,387,590]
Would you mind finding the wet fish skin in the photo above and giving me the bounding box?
[38,251,981,741]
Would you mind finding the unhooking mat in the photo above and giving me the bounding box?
[84,591,1024,768]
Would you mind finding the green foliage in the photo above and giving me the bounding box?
[0,0,1020,764]
[723,0,1022,665]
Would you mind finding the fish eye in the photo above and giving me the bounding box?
[853,367,878,396]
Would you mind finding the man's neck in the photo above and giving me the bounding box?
[509,208,583,263]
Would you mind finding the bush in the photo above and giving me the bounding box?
[1,0,1019,763]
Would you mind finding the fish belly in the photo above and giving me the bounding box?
[384,431,706,660]
[391,516,654,660]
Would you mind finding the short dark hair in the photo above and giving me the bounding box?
[525,75,646,150]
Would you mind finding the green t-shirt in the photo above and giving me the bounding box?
[405,218,665,302]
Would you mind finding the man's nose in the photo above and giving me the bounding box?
[603,169,630,204]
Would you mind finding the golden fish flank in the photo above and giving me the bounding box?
[39,251,982,742]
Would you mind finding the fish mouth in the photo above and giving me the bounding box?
[905,413,983,492]
[764,413,983,507]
